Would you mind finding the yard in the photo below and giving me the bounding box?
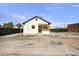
[0,32,79,56]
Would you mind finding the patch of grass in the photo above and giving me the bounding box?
[15,35,38,40]
[75,47,79,50]
[70,32,79,36]
[45,35,59,38]
[71,45,79,50]
[24,35,37,37]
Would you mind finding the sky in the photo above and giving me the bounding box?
[0,3,79,28]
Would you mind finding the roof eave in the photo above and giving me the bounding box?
[22,16,51,25]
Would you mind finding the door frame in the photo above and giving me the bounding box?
[38,26,42,33]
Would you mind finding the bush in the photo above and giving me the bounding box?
[50,28,68,32]
[0,28,23,36]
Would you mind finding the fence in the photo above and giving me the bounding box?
[0,28,23,36]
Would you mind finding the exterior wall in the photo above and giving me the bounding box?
[42,31,50,33]
[68,23,79,32]
[23,18,50,34]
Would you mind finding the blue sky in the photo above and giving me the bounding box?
[0,3,79,27]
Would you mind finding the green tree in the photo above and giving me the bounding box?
[3,22,13,28]
[16,23,22,29]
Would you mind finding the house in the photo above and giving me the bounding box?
[23,16,51,34]
[68,23,79,32]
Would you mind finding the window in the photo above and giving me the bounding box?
[32,25,35,29]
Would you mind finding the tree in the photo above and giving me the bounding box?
[3,22,13,28]
[16,23,22,29]
[0,25,1,28]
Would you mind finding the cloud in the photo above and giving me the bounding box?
[53,22,71,28]
[71,5,79,7]
[11,14,27,24]
[13,14,27,20]
[46,8,52,10]
[52,22,73,28]
[53,22,78,28]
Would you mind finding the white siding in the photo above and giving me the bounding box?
[23,18,50,34]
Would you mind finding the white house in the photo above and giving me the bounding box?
[23,16,51,34]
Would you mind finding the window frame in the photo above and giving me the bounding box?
[32,25,35,29]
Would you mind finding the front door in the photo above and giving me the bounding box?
[38,26,42,33]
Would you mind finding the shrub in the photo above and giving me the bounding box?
[0,28,23,36]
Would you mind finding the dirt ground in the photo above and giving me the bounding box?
[0,32,79,56]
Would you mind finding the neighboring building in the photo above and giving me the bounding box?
[68,23,79,32]
[23,16,51,34]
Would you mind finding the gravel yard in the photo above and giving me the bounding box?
[0,32,79,56]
